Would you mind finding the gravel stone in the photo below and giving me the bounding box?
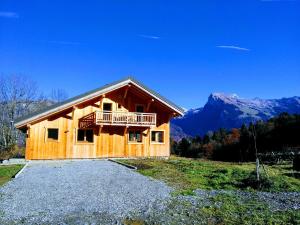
[0,160,172,224]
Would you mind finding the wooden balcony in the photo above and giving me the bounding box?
[79,111,156,128]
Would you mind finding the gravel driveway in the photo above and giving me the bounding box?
[0,160,171,224]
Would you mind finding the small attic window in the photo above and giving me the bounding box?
[103,103,112,111]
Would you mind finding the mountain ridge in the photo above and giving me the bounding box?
[171,93,300,139]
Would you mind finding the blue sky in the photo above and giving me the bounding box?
[0,0,299,109]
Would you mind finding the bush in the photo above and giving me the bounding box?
[0,145,25,162]
[0,150,9,162]
[240,171,275,191]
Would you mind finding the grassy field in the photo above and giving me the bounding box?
[119,157,300,224]
[0,164,24,186]
[119,156,300,195]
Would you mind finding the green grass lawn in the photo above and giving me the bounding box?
[0,164,24,186]
[119,156,300,194]
[119,157,300,224]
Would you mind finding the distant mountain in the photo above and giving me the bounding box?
[172,93,300,138]
[170,123,190,142]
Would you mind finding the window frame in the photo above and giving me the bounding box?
[76,128,94,144]
[150,130,165,144]
[128,130,143,144]
[47,128,59,142]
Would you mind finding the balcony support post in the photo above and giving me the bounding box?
[98,125,103,135]
[124,126,128,157]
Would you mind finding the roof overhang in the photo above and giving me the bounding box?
[15,77,184,129]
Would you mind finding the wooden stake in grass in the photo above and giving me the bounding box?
[256,158,260,182]
[251,122,260,182]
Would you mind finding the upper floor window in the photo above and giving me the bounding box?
[151,131,164,143]
[128,130,142,143]
[103,103,112,111]
[48,128,59,141]
[136,105,144,113]
[77,129,94,143]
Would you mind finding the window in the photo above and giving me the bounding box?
[77,129,85,141]
[86,129,94,142]
[48,128,58,141]
[117,103,122,109]
[151,131,164,143]
[136,105,144,113]
[103,103,112,111]
[77,129,94,143]
[128,130,142,143]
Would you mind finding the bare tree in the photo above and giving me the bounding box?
[50,88,68,103]
[0,74,44,150]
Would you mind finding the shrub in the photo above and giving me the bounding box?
[0,150,10,162]
[0,145,25,162]
[240,170,275,191]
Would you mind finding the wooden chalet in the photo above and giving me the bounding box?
[15,77,184,159]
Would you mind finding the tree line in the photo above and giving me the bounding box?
[0,74,68,153]
[171,113,300,162]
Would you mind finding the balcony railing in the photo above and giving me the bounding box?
[95,111,156,127]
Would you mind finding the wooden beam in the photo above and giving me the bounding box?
[26,124,31,138]
[44,127,47,143]
[98,125,103,136]
[62,115,72,120]
[168,113,174,121]
[71,106,77,145]
[124,84,131,99]
[124,126,128,157]
[99,96,104,110]
[147,128,151,157]
[91,103,100,108]
[146,99,154,112]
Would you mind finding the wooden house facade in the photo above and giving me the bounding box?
[15,77,184,160]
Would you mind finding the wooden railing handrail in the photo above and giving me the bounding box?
[96,110,156,116]
[94,110,156,126]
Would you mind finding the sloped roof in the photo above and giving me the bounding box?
[15,77,184,128]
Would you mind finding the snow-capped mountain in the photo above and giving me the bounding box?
[171,93,300,137]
